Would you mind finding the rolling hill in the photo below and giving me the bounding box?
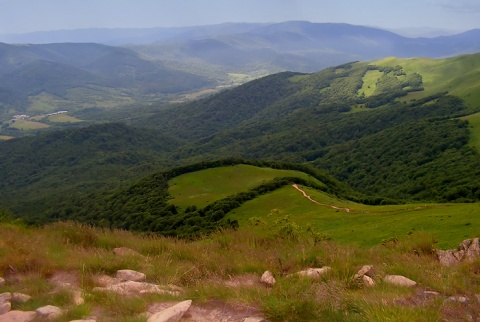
[1,53,480,223]
[0,42,214,128]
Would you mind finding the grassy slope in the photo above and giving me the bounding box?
[461,112,480,150]
[168,164,325,208]
[371,53,480,111]
[227,185,480,249]
[167,165,479,249]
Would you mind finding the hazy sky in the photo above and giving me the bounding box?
[1,0,479,34]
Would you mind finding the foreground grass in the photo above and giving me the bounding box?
[1,221,480,321]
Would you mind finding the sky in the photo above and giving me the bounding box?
[1,0,480,34]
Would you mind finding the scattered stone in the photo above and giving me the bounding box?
[362,275,375,287]
[116,269,146,282]
[11,293,31,303]
[93,281,180,297]
[354,265,375,279]
[436,238,480,266]
[93,274,121,287]
[72,289,85,305]
[0,292,12,304]
[384,275,417,287]
[0,302,11,315]
[295,267,332,279]
[68,320,96,322]
[446,296,469,304]
[36,305,63,320]
[260,271,276,287]
[113,247,142,257]
[0,310,36,322]
[423,291,440,297]
[0,278,4,287]
[147,300,192,322]
[244,317,267,322]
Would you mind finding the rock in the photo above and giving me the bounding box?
[93,281,180,297]
[36,305,63,320]
[69,320,96,322]
[447,296,469,304]
[113,247,142,257]
[260,271,276,287]
[437,238,480,266]
[436,250,459,267]
[384,275,417,287]
[0,292,12,304]
[354,265,375,279]
[0,310,36,322]
[0,302,11,315]
[244,317,267,322]
[93,274,121,287]
[116,269,146,282]
[11,293,31,303]
[423,291,441,297]
[295,267,332,279]
[72,289,85,305]
[147,300,192,322]
[0,278,4,287]
[362,275,375,287]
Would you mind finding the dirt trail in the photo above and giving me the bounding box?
[292,184,351,213]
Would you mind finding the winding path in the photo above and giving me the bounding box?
[292,184,351,213]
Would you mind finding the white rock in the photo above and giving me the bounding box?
[12,293,31,303]
[260,271,276,287]
[147,300,192,322]
[69,320,96,322]
[0,310,36,322]
[244,317,267,322]
[362,275,375,287]
[72,290,85,305]
[116,269,146,282]
[0,302,11,315]
[36,305,63,320]
[0,278,4,287]
[354,265,375,279]
[384,275,417,287]
[93,281,180,297]
[0,292,12,304]
[447,296,469,303]
[295,267,332,279]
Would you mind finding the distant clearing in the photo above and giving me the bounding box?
[46,114,82,123]
[10,119,49,130]
[28,92,69,114]
[461,112,480,151]
[168,164,325,208]
[228,185,480,249]
[0,135,13,140]
[358,70,383,97]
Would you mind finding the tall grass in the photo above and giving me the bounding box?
[1,222,480,321]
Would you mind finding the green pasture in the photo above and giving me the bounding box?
[358,70,383,97]
[168,164,325,208]
[46,114,83,123]
[10,119,50,131]
[462,112,480,151]
[372,54,480,110]
[227,185,480,249]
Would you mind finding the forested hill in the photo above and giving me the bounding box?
[2,54,480,220]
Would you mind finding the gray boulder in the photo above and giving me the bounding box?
[384,275,417,287]
[36,305,63,321]
[12,293,31,304]
[116,269,146,282]
[0,310,36,322]
[0,302,11,315]
[260,271,276,287]
[147,300,192,322]
[295,267,332,279]
[437,238,480,266]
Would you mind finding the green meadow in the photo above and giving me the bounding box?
[168,164,325,208]
[10,119,50,130]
